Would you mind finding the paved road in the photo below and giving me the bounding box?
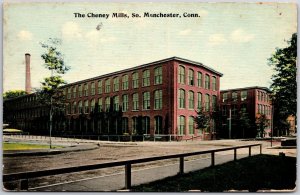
[31,150,253,191]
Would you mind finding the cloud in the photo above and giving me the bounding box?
[179,29,192,36]
[85,30,116,43]
[17,30,33,41]
[208,34,227,46]
[62,21,82,39]
[230,29,254,43]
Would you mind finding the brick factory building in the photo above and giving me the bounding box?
[219,86,273,139]
[4,57,223,140]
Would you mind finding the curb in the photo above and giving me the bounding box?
[3,144,100,157]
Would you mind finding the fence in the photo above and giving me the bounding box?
[3,143,262,191]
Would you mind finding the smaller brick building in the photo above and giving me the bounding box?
[220,86,272,138]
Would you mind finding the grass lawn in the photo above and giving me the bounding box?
[3,142,63,150]
[131,154,296,192]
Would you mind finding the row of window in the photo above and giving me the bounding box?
[222,104,247,116]
[222,91,248,103]
[66,90,163,114]
[177,115,216,135]
[258,104,271,116]
[178,65,218,90]
[257,91,270,103]
[66,66,163,99]
[178,89,217,111]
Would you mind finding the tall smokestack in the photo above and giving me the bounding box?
[25,53,31,94]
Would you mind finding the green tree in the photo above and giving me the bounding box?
[194,109,210,135]
[237,111,251,138]
[269,33,297,135]
[255,114,270,138]
[38,38,70,148]
[3,90,27,100]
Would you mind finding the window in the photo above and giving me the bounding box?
[105,79,111,93]
[72,102,77,114]
[241,104,247,113]
[205,74,210,89]
[178,65,185,84]
[142,70,150,87]
[122,95,128,112]
[154,66,162,84]
[178,89,185,108]
[132,72,139,88]
[197,92,202,110]
[188,69,194,85]
[155,116,163,134]
[78,101,83,113]
[67,88,71,99]
[222,105,227,116]
[133,93,139,110]
[142,116,150,134]
[132,117,138,134]
[197,72,203,87]
[113,77,119,92]
[79,85,82,97]
[222,93,228,102]
[122,117,129,133]
[73,87,77,98]
[212,95,217,111]
[205,94,210,111]
[98,80,102,94]
[232,92,238,102]
[105,97,110,111]
[154,90,162,110]
[189,116,194,135]
[91,82,95,95]
[98,98,103,112]
[122,75,128,90]
[232,105,237,116]
[84,84,88,96]
[143,92,150,110]
[84,100,89,113]
[90,99,95,112]
[66,103,71,114]
[188,91,194,109]
[257,91,261,101]
[241,91,247,101]
[178,116,185,135]
[212,76,217,91]
[113,96,119,111]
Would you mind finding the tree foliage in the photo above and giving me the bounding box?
[255,114,270,137]
[3,90,27,100]
[269,33,297,135]
[194,109,210,132]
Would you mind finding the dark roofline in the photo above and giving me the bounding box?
[63,56,223,88]
[220,86,271,93]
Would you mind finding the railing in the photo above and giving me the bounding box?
[3,143,262,191]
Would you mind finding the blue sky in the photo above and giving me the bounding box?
[3,2,297,92]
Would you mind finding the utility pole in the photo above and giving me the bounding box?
[228,108,232,139]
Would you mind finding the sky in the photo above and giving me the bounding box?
[3,2,297,92]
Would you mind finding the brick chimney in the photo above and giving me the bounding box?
[25,53,31,94]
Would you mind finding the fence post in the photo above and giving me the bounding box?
[234,148,237,161]
[179,157,184,174]
[249,146,251,157]
[19,179,28,191]
[260,144,262,154]
[125,164,131,189]
[211,152,215,167]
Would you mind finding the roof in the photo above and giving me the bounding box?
[220,86,271,93]
[63,56,223,87]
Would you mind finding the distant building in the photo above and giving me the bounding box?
[4,57,223,140]
[220,86,273,138]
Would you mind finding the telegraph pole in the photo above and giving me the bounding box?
[228,108,232,139]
